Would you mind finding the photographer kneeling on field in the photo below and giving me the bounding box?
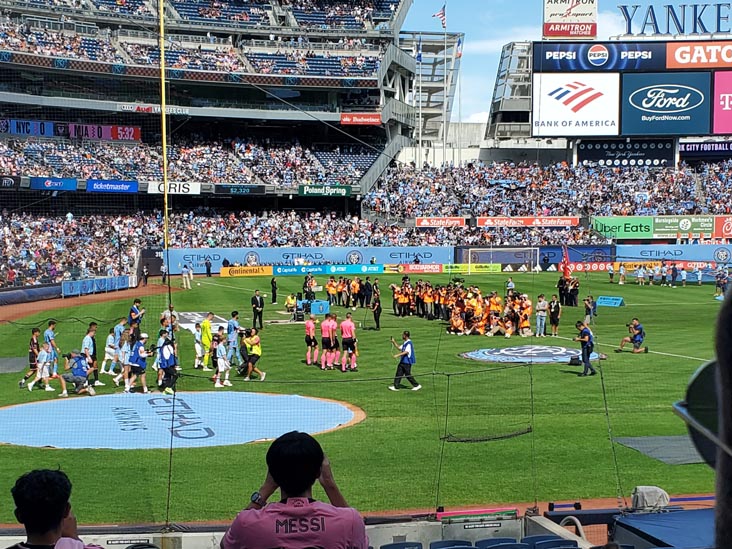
[615,317,649,354]
[60,350,96,397]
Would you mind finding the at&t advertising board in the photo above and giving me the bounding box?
[532,73,619,136]
[621,72,711,136]
[533,42,665,72]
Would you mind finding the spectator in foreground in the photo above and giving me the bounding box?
[221,431,368,549]
[9,469,89,549]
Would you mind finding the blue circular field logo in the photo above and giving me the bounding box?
[461,345,599,364]
[346,250,363,264]
[0,392,359,449]
[244,251,260,266]
[714,247,731,263]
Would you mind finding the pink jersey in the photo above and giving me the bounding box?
[305,320,316,338]
[319,319,332,338]
[340,319,356,339]
[221,497,368,549]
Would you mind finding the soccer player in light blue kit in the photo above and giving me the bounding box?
[43,320,61,377]
[227,311,243,367]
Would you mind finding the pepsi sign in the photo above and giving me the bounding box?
[533,42,665,72]
[622,72,711,136]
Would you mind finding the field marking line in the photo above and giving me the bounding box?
[553,336,710,363]
[196,280,260,293]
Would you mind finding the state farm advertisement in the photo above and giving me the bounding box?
[667,41,732,69]
[532,73,619,136]
[340,113,381,125]
[543,0,598,39]
[477,216,580,228]
[415,217,466,228]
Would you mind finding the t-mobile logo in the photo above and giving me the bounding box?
[720,93,732,111]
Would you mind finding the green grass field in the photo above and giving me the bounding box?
[0,272,719,524]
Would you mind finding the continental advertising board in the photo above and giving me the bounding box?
[593,216,717,239]
[220,266,273,277]
[621,72,711,136]
[532,73,620,137]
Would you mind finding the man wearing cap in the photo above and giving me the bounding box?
[127,332,151,393]
[60,350,95,397]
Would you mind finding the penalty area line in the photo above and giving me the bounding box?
[196,280,261,293]
[552,336,709,363]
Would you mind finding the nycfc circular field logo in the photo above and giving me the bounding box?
[461,345,599,364]
[0,392,358,450]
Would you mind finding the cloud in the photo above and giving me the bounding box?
[463,25,541,57]
[464,111,490,123]
[597,9,628,39]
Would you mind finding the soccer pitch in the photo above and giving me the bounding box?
[0,272,718,524]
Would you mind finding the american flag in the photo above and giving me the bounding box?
[432,4,446,28]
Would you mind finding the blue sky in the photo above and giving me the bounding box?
[402,1,648,122]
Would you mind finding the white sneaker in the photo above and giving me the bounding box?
[215,381,224,388]
[45,385,56,392]
[59,391,68,397]
[27,382,35,392]
[223,380,233,387]
[88,387,96,396]
[260,372,266,381]
[388,385,399,391]
[243,377,250,381]
[412,385,422,391]
[202,367,213,372]
[113,377,121,387]
[94,380,105,387]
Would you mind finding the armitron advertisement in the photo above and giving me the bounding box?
[532,73,620,136]
[621,72,711,136]
[543,0,598,39]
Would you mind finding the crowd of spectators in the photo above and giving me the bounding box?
[0,207,608,287]
[363,162,715,219]
[0,23,120,63]
[122,42,244,72]
[283,0,375,27]
[0,211,140,287]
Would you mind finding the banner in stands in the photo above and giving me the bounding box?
[716,216,732,239]
[444,264,502,274]
[679,140,732,158]
[476,216,579,227]
[593,216,717,238]
[85,179,138,194]
[29,177,78,191]
[532,73,620,137]
[415,217,466,228]
[542,0,598,39]
[616,244,732,263]
[567,262,612,272]
[147,182,201,195]
[621,72,711,136]
[214,185,267,195]
[533,42,665,72]
[61,276,130,297]
[220,266,273,277]
[272,264,384,276]
[576,138,674,167]
[164,247,453,274]
[339,113,381,125]
[298,185,352,197]
[397,264,444,274]
[0,175,19,190]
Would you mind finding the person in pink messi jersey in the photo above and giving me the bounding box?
[339,313,358,372]
[304,315,319,366]
[319,313,334,370]
[220,431,368,549]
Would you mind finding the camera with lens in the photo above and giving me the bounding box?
[239,327,253,338]
[626,323,631,327]
[62,353,72,359]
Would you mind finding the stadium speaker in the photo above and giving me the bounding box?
[295,311,304,322]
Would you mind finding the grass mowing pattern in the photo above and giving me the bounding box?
[0,272,718,523]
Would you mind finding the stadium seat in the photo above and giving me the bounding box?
[429,542,472,549]
[534,541,578,549]
[475,539,517,548]
[381,543,423,549]
[520,537,560,549]
[488,544,529,549]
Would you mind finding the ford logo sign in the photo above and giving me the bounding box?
[629,85,704,114]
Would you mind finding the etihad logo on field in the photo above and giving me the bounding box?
[548,81,603,113]
[628,85,704,114]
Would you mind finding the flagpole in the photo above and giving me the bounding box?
[418,33,423,168]
[458,67,462,166]
[443,5,448,169]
